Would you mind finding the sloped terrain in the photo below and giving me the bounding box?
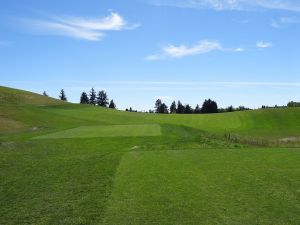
[1,86,300,225]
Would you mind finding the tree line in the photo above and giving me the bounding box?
[42,89,299,113]
[153,99,250,114]
[48,88,116,109]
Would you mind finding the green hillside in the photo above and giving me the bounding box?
[1,86,300,224]
[1,86,300,141]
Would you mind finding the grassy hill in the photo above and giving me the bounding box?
[1,86,300,141]
[1,86,300,224]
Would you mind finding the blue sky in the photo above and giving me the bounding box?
[1,0,300,110]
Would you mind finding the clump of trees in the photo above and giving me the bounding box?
[125,107,138,112]
[219,105,250,113]
[153,98,250,114]
[79,88,116,109]
[155,99,169,114]
[201,99,218,113]
[287,101,300,107]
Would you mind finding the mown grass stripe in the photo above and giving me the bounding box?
[33,124,161,139]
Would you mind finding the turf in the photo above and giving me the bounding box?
[34,124,162,139]
[104,149,300,225]
[1,86,300,225]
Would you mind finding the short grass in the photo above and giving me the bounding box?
[0,139,124,225]
[34,124,161,139]
[104,149,300,225]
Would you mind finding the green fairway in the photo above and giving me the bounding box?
[34,124,161,139]
[1,86,300,224]
[104,149,300,225]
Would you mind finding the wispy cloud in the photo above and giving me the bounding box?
[146,40,242,60]
[271,17,300,28]
[150,0,300,12]
[19,12,139,41]
[256,41,272,48]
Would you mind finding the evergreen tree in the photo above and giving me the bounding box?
[43,91,48,97]
[155,99,162,113]
[177,100,185,114]
[109,99,116,109]
[201,99,218,113]
[226,105,234,112]
[89,88,97,105]
[158,103,168,114]
[184,104,193,114]
[194,104,201,114]
[170,101,177,113]
[80,92,89,104]
[97,90,109,107]
[59,89,67,101]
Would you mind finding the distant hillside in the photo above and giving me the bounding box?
[1,86,300,142]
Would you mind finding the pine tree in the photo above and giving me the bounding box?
[170,101,177,113]
[184,104,193,114]
[80,92,89,104]
[43,91,48,97]
[158,103,168,113]
[109,99,116,109]
[201,99,218,113]
[89,88,96,105]
[194,104,201,114]
[226,105,234,112]
[59,89,67,101]
[177,100,185,114]
[97,90,109,107]
[155,99,162,113]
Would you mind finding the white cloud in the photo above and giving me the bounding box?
[271,17,300,28]
[146,40,243,60]
[256,41,272,48]
[20,12,139,41]
[150,0,300,12]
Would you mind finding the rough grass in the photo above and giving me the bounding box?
[34,124,162,139]
[104,149,300,225]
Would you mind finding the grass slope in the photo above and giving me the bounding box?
[1,86,300,225]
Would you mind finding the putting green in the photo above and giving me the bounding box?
[34,124,161,139]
